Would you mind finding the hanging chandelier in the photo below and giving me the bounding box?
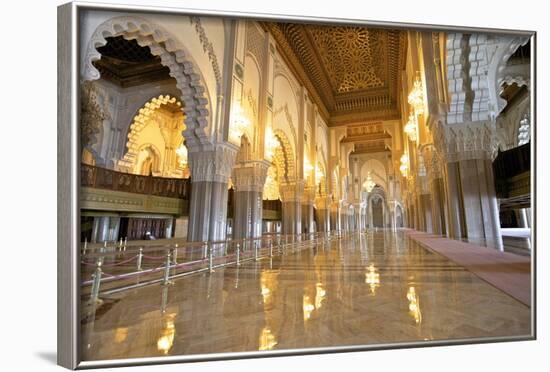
[229,103,250,144]
[362,172,375,193]
[399,153,409,177]
[404,113,418,142]
[175,143,188,167]
[304,154,314,175]
[265,125,279,161]
[408,73,424,115]
[315,165,323,185]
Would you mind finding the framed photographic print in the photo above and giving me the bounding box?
[57,1,536,369]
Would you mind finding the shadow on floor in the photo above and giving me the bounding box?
[35,351,57,365]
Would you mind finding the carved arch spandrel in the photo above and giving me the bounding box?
[82,16,212,149]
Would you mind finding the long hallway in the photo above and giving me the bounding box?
[81,231,531,361]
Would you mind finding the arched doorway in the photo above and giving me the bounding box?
[372,197,384,228]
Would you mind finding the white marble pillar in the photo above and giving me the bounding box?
[280,182,304,235]
[443,161,465,239]
[430,178,446,235]
[329,202,339,232]
[187,143,239,242]
[231,160,270,239]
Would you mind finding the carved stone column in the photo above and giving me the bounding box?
[280,181,304,235]
[329,201,340,232]
[438,121,503,250]
[231,160,270,239]
[353,202,362,231]
[187,142,239,242]
[315,196,330,232]
[301,186,315,233]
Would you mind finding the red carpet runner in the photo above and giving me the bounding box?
[404,230,531,307]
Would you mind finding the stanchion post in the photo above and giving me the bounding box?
[162,249,173,286]
[208,243,214,273]
[236,243,240,266]
[137,247,143,271]
[203,242,208,259]
[123,237,127,251]
[254,240,259,261]
[83,238,88,255]
[89,258,103,306]
[173,244,178,265]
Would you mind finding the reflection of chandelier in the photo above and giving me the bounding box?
[404,113,418,142]
[229,103,250,144]
[407,286,422,324]
[175,143,188,167]
[265,125,278,161]
[362,172,375,193]
[399,153,409,177]
[408,73,424,115]
[365,264,380,294]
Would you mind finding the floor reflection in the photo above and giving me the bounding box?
[81,230,531,361]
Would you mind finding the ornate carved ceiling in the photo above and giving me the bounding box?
[263,22,406,126]
[93,36,172,88]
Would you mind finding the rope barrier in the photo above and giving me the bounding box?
[82,231,347,298]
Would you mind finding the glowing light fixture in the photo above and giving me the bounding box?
[315,165,323,185]
[399,153,409,177]
[404,113,418,142]
[408,73,424,115]
[304,154,314,175]
[362,172,375,193]
[175,143,188,167]
[229,103,250,144]
[265,125,279,161]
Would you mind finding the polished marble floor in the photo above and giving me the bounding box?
[81,231,531,361]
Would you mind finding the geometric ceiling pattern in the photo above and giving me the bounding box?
[263,22,406,126]
[307,26,385,93]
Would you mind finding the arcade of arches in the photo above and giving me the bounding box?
[78,11,532,358]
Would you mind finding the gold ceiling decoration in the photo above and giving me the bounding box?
[307,26,385,93]
[263,22,406,126]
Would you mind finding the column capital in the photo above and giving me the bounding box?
[188,142,239,183]
[280,180,305,202]
[231,160,271,192]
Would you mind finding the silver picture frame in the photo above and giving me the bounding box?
[57,1,537,369]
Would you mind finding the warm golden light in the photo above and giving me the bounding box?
[408,73,424,115]
[175,143,188,167]
[229,103,251,144]
[362,172,375,193]
[265,125,279,161]
[304,154,314,175]
[303,295,315,321]
[315,282,326,309]
[365,264,380,294]
[114,327,128,343]
[157,313,176,355]
[315,165,324,185]
[259,326,278,351]
[404,113,418,142]
[407,287,422,324]
[399,153,409,177]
